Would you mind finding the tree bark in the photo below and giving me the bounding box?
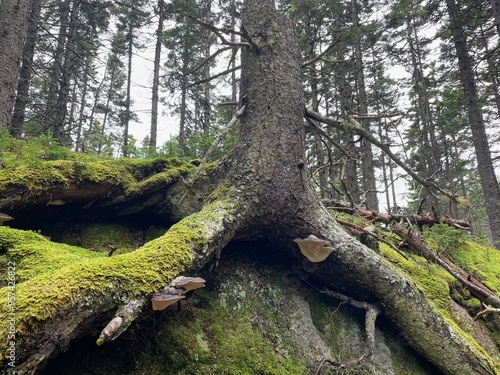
[11,0,43,138]
[446,0,500,249]
[0,0,33,130]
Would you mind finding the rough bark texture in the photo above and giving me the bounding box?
[11,0,42,137]
[0,0,33,130]
[446,0,500,248]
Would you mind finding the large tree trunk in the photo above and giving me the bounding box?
[0,0,498,374]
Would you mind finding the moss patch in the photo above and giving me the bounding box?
[45,242,441,375]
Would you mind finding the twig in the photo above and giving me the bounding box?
[185,14,251,48]
[184,46,234,76]
[305,108,458,204]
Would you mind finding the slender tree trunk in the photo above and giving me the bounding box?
[446,0,500,248]
[202,0,212,136]
[150,0,165,151]
[0,0,33,130]
[491,0,500,36]
[11,0,42,138]
[122,23,134,157]
[52,0,81,146]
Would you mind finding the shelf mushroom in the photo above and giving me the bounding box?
[151,293,185,311]
[151,276,206,311]
[0,213,13,225]
[173,276,206,293]
[294,234,334,262]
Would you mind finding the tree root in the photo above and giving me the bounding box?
[313,288,380,374]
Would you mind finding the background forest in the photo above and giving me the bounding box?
[0,0,499,245]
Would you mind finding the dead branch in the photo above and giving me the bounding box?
[335,217,409,260]
[188,66,241,87]
[474,303,500,321]
[306,117,350,157]
[97,297,147,345]
[183,103,246,189]
[305,108,459,204]
[325,201,471,230]
[314,289,380,374]
[184,46,234,76]
[185,14,252,48]
[349,111,402,120]
[391,222,500,307]
[301,37,341,68]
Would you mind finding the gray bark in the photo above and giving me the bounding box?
[446,0,500,248]
[11,0,42,138]
[0,0,33,130]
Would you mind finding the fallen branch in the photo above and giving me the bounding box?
[314,289,380,374]
[335,217,409,260]
[391,222,500,308]
[97,297,147,345]
[474,303,500,321]
[325,200,471,230]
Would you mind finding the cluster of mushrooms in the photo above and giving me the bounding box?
[151,276,206,311]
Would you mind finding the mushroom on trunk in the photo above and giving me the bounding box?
[294,234,335,262]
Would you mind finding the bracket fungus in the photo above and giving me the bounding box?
[0,212,13,225]
[294,234,335,262]
[151,293,185,311]
[173,276,206,293]
[151,276,206,311]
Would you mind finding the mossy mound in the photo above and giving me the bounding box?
[45,242,439,375]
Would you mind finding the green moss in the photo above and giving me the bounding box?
[0,157,195,207]
[50,223,146,256]
[379,242,499,369]
[449,242,500,292]
[0,199,238,354]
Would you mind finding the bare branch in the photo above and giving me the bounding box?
[183,103,247,190]
[188,66,241,87]
[305,108,458,204]
[184,46,234,76]
[302,37,341,68]
[185,14,251,48]
[474,303,500,321]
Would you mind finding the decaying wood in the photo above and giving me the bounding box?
[313,289,380,374]
[391,222,500,308]
[335,217,409,260]
[326,200,471,230]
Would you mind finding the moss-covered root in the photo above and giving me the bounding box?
[0,198,241,375]
[313,207,499,375]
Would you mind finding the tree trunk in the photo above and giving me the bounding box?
[491,0,500,36]
[446,0,500,248]
[150,0,165,151]
[0,0,33,130]
[122,23,134,157]
[352,0,379,211]
[11,0,43,138]
[0,0,498,374]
